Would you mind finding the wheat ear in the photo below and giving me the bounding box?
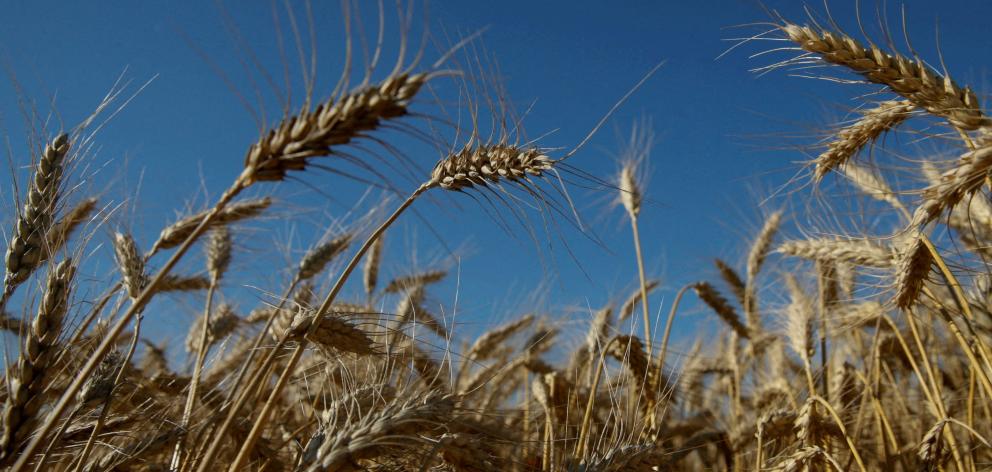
[149,197,271,255]
[693,281,749,339]
[777,238,894,268]
[2,134,70,308]
[913,142,992,228]
[814,100,914,181]
[0,260,75,464]
[745,211,783,333]
[780,22,986,131]
[893,233,932,308]
[304,391,453,471]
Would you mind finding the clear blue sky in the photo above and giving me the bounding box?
[2,1,991,358]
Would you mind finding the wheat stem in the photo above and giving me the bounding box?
[628,215,653,358]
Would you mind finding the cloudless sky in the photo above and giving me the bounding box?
[2,1,992,361]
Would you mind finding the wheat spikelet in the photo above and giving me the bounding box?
[363,234,384,297]
[607,335,650,385]
[747,211,783,282]
[77,350,123,410]
[155,274,211,293]
[619,279,660,322]
[438,433,504,472]
[714,259,746,307]
[112,232,146,299]
[383,270,447,293]
[207,227,232,282]
[428,144,555,191]
[0,311,21,332]
[3,134,70,294]
[777,446,828,472]
[619,165,642,218]
[241,72,429,184]
[841,162,906,212]
[306,391,452,471]
[757,409,799,442]
[151,197,272,253]
[466,315,535,361]
[913,143,992,227]
[298,233,353,281]
[784,276,815,365]
[393,288,448,341]
[780,22,986,130]
[745,211,783,332]
[777,238,894,267]
[693,282,750,339]
[831,302,884,334]
[0,259,75,461]
[815,100,914,181]
[585,307,613,355]
[291,309,375,356]
[918,419,948,471]
[894,233,932,308]
[46,197,98,259]
[185,304,240,353]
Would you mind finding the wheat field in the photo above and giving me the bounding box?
[1,2,992,471]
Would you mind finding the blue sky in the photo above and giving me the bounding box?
[2,1,992,359]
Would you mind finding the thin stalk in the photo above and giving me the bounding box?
[575,337,619,462]
[222,184,428,472]
[902,311,967,472]
[12,182,245,472]
[921,235,992,373]
[651,284,690,405]
[629,215,652,356]
[172,279,219,469]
